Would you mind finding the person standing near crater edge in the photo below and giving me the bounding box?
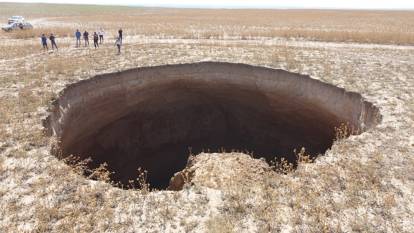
[115,37,122,55]
[83,30,89,47]
[49,33,58,51]
[118,28,123,43]
[93,32,99,49]
[75,29,81,47]
[41,34,48,51]
[98,28,104,44]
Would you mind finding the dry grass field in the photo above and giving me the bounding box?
[0,3,413,233]
[1,3,414,44]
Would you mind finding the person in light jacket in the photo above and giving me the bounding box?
[98,28,105,44]
[115,37,122,54]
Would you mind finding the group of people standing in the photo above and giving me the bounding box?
[40,33,58,51]
[75,28,123,54]
[75,28,106,48]
[41,28,123,54]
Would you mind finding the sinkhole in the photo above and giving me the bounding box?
[44,62,381,190]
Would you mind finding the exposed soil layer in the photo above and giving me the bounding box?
[44,62,381,189]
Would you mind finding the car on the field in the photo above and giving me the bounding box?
[8,16,25,24]
[2,16,33,32]
[2,22,33,32]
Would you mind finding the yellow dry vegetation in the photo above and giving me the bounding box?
[1,3,414,44]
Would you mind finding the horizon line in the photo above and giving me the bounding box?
[1,1,414,11]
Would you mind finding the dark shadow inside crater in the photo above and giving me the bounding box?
[44,62,381,190]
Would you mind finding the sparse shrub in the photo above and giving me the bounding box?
[270,157,295,173]
[334,122,352,141]
[295,147,314,164]
[63,155,92,175]
[270,147,314,173]
[63,155,153,192]
[135,167,150,193]
[88,162,112,183]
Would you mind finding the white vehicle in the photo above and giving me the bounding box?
[2,22,33,32]
[2,16,32,32]
[8,16,25,24]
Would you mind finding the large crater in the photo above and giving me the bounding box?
[44,62,381,190]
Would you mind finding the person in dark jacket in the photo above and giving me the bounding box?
[93,32,99,49]
[41,34,48,51]
[75,29,81,47]
[83,30,89,47]
[118,28,123,43]
[49,33,58,50]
